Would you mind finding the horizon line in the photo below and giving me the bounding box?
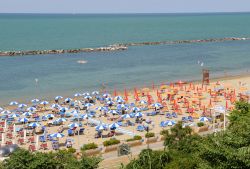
[0,11,250,15]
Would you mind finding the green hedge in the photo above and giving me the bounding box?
[126,135,142,142]
[145,132,155,138]
[103,139,120,147]
[81,142,98,151]
[197,122,204,127]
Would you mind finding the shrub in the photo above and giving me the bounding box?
[67,147,76,153]
[81,142,98,151]
[145,132,155,138]
[160,129,169,135]
[103,139,120,147]
[197,122,204,127]
[126,135,142,142]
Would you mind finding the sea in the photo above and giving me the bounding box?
[0,13,250,104]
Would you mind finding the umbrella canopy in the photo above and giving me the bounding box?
[57,118,67,122]
[108,110,118,115]
[51,104,60,109]
[84,95,92,99]
[122,114,131,119]
[92,91,99,95]
[135,112,143,117]
[18,104,27,108]
[165,120,176,126]
[151,103,162,108]
[95,124,107,131]
[132,107,140,112]
[109,123,120,129]
[31,99,40,104]
[103,93,110,98]
[139,100,147,105]
[55,96,63,100]
[96,106,109,111]
[40,101,49,105]
[64,98,72,102]
[27,107,36,112]
[46,114,55,118]
[114,96,123,101]
[84,103,93,107]
[105,97,112,101]
[74,93,82,97]
[59,107,69,112]
[28,122,40,127]
[0,107,3,111]
[117,104,129,110]
[106,101,114,105]
[1,110,11,115]
[82,92,90,96]
[199,116,209,122]
[19,118,29,123]
[50,133,65,138]
[10,113,20,118]
[116,99,124,103]
[22,112,32,116]
[9,101,18,106]
[82,114,92,119]
[68,123,79,128]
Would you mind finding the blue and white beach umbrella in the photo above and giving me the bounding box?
[46,114,55,118]
[92,91,99,95]
[109,123,120,129]
[103,93,110,98]
[116,99,124,103]
[22,112,32,116]
[9,101,18,106]
[117,104,127,110]
[27,107,36,112]
[82,114,91,119]
[106,101,114,105]
[40,101,49,105]
[55,96,63,100]
[74,93,82,97]
[108,110,118,115]
[96,106,108,111]
[59,107,68,112]
[84,103,93,107]
[82,92,90,96]
[151,103,162,108]
[68,123,79,128]
[29,122,40,127]
[51,104,60,109]
[105,97,112,101]
[135,112,143,117]
[18,104,27,108]
[10,113,20,118]
[64,98,72,102]
[165,120,176,126]
[0,107,3,111]
[57,118,67,122]
[95,124,106,131]
[84,95,92,99]
[132,107,140,112]
[122,114,131,119]
[19,118,29,123]
[115,96,123,101]
[31,99,40,104]
[50,133,65,138]
[1,110,11,115]
[199,116,209,122]
[139,100,147,105]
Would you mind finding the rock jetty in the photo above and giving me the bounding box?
[0,37,248,57]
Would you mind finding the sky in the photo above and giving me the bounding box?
[0,0,250,13]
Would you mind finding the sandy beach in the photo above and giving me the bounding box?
[1,73,250,152]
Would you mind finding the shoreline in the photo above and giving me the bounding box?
[1,71,250,107]
[0,37,248,57]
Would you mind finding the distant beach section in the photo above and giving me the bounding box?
[0,37,248,57]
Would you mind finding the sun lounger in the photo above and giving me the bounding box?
[40,143,48,150]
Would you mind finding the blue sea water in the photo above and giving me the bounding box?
[0,13,250,104]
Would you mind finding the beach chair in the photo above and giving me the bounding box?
[18,138,25,145]
[68,129,74,136]
[52,141,59,150]
[40,143,48,150]
[28,137,35,143]
[29,144,36,152]
[136,125,145,132]
[6,141,12,145]
[6,133,13,139]
[0,128,4,133]
[188,116,194,122]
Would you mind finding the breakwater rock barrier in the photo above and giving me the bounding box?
[0,37,248,57]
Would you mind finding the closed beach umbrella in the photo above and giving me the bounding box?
[31,99,40,104]
[199,116,209,122]
[50,133,65,138]
[1,110,11,115]
[19,118,29,123]
[22,112,32,116]
[27,107,36,112]
[135,112,143,117]
[92,91,99,95]
[28,122,40,127]
[55,96,63,100]
[40,101,49,105]
[9,101,18,106]
[109,123,119,129]
[46,114,55,118]
[18,104,27,108]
